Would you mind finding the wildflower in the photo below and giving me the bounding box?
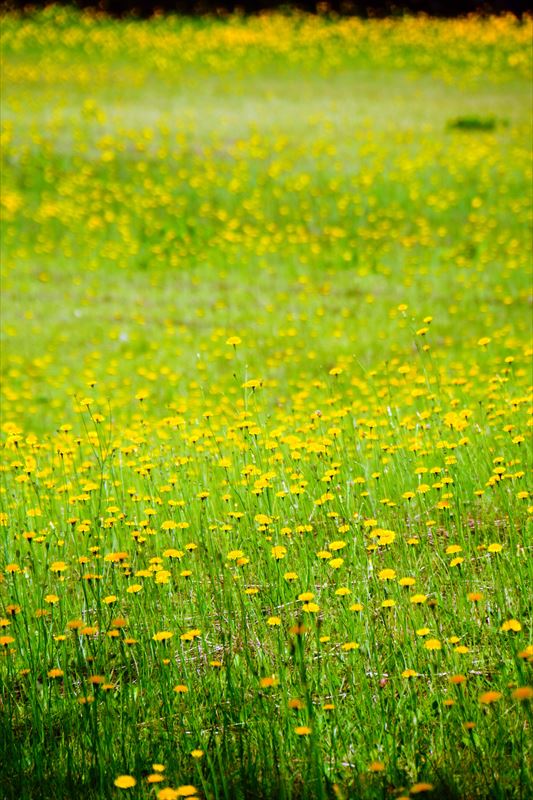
[449,674,467,685]
[295,726,312,736]
[158,790,179,800]
[410,594,427,604]
[410,783,434,794]
[48,668,64,678]
[288,698,305,710]
[114,775,136,789]
[153,631,173,642]
[424,639,442,651]
[260,676,278,688]
[512,686,532,700]
[180,628,201,641]
[479,691,502,704]
[501,619,521,632]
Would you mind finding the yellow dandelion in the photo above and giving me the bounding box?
[512,686,533,701]
[153,631,173,642]
[410,783,434,794]
[479,691,502,704]
[501,619,522,632]
[114,775,136,789]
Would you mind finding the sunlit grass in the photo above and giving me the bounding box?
[1,7,532,800]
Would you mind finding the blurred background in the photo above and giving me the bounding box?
[2,1,531,18]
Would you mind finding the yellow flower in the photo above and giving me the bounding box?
[114,775,136,789]
[260,676,278,688]
[158,790,179,800]
[479,690,502,704]
[48,668,64,678]
[410,783,434,794]
[176,785,199,796]
[424,639,442,650]
[295,726,312,736]
[449,674,467,685]
[44,594,60,604]
[399,577,415,586]
[180,628,201,641]
[512,686,533,701]
[410,594,427,604]
[153,631,173,642]
[501,619,521,632]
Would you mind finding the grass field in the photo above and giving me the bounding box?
[1,8,532,800]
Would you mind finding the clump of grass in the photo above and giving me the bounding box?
[446,114,507,131]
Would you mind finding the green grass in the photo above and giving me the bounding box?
[1,8,532,800]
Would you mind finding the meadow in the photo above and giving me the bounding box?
[0,8,532,799]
